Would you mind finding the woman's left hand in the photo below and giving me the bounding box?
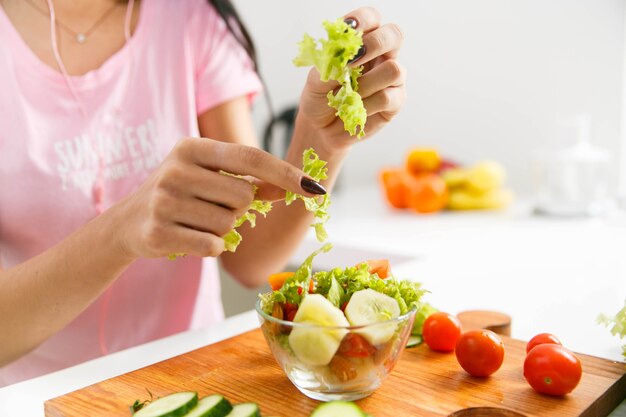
[297,7,406,152]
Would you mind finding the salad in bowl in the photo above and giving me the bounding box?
[257,244,427,401]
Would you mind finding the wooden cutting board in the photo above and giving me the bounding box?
[44,315,625,417]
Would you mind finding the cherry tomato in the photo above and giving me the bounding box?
[422,312,462,352]
[455,329,505,377]
[338,333,376,358]
[524,344,582,396]
[526,333,562,354]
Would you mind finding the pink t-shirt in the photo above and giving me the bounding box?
[0,0,261,386]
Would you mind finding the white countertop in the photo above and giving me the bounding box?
[1,185,625,416]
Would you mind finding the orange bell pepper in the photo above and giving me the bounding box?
[268,271,295,291]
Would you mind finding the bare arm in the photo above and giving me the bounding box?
[0,207,135,366]
[0,137,316,366]
[200,98,347,288]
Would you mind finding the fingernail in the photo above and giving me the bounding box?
[348,45,366,64]
[300,177,327,195]
[344,17,358,29]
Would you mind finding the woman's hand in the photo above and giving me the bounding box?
[115,137,324,259]
[297,7,406,152]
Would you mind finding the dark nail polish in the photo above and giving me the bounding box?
[300,177,327,195]
[344,17,358,29]
[348,45,366,64]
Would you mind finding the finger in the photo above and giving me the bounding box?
[357,59,406,99]
[250,179,287,202]
[363,86,406,117]
[349,23,404,67]
[306,67,340,96]
[181,139,327,198]
[163,227,225,258]
[172,199,238,237]
[343,7,381,34]
[168,164,255,210]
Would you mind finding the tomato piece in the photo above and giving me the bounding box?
[455,329,505,377]
[268,271,295,291]
[286,309,297,322]
[526,333,562,354]
[407,173,449,214]
[422,312,462,352]
[282,303,298,321]
[296,280,314,295]
[524,344,582,396]
[338,333,376,358]
[360,259,390,279]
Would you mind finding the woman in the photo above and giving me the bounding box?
[0,0,406,386]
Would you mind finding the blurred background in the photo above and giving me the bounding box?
[238,0,624,195]
[220,0,626,317]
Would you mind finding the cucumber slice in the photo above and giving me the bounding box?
[224,403,260,417]
[345,289,401,345]
[292,294,349,327]
[289,294,349,366]
[406,335,422,348]
[134,392,198,417]
[310,401,365,417]
[183,395,232,417]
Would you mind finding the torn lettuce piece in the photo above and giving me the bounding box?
[597,300,626,359]
[223,199,273,253]
[294,19,366,138]
[169,149,329,257]
[293,19,363,83]
[327,73,367,138]
[285,148,331,242]
[260,243,333,314]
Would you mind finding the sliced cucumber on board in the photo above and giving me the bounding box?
[183,395,233,417]
[224,403,261,417]
[406,335,422,348]
[134,392,198,417]
[310,401,365,417]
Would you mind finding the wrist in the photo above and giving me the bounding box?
[97,199,140,265]
[289,112,350,164]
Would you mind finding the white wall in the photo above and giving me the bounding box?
[236,0,624,196]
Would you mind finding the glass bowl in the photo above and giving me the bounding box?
[256,298,416,401]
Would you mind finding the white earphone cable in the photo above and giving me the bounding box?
[45,0,87,118]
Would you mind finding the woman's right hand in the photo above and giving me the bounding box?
[115,137,324,259]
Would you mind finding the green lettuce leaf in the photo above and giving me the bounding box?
[169,148,329,258]
[285,148,331,242]
[261,243,428,318]
[294,19,366,138]
[260,243,333,314]
[598,300,626,358]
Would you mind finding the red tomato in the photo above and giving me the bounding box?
[282,303,298,321]
[338,333,376,358]
[455,329,505,377]
[422,312,462,352]
[524,344,582,396]
[526,333,562,354]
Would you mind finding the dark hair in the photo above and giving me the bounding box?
[208,0,258,71]
[209,0,275,131]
